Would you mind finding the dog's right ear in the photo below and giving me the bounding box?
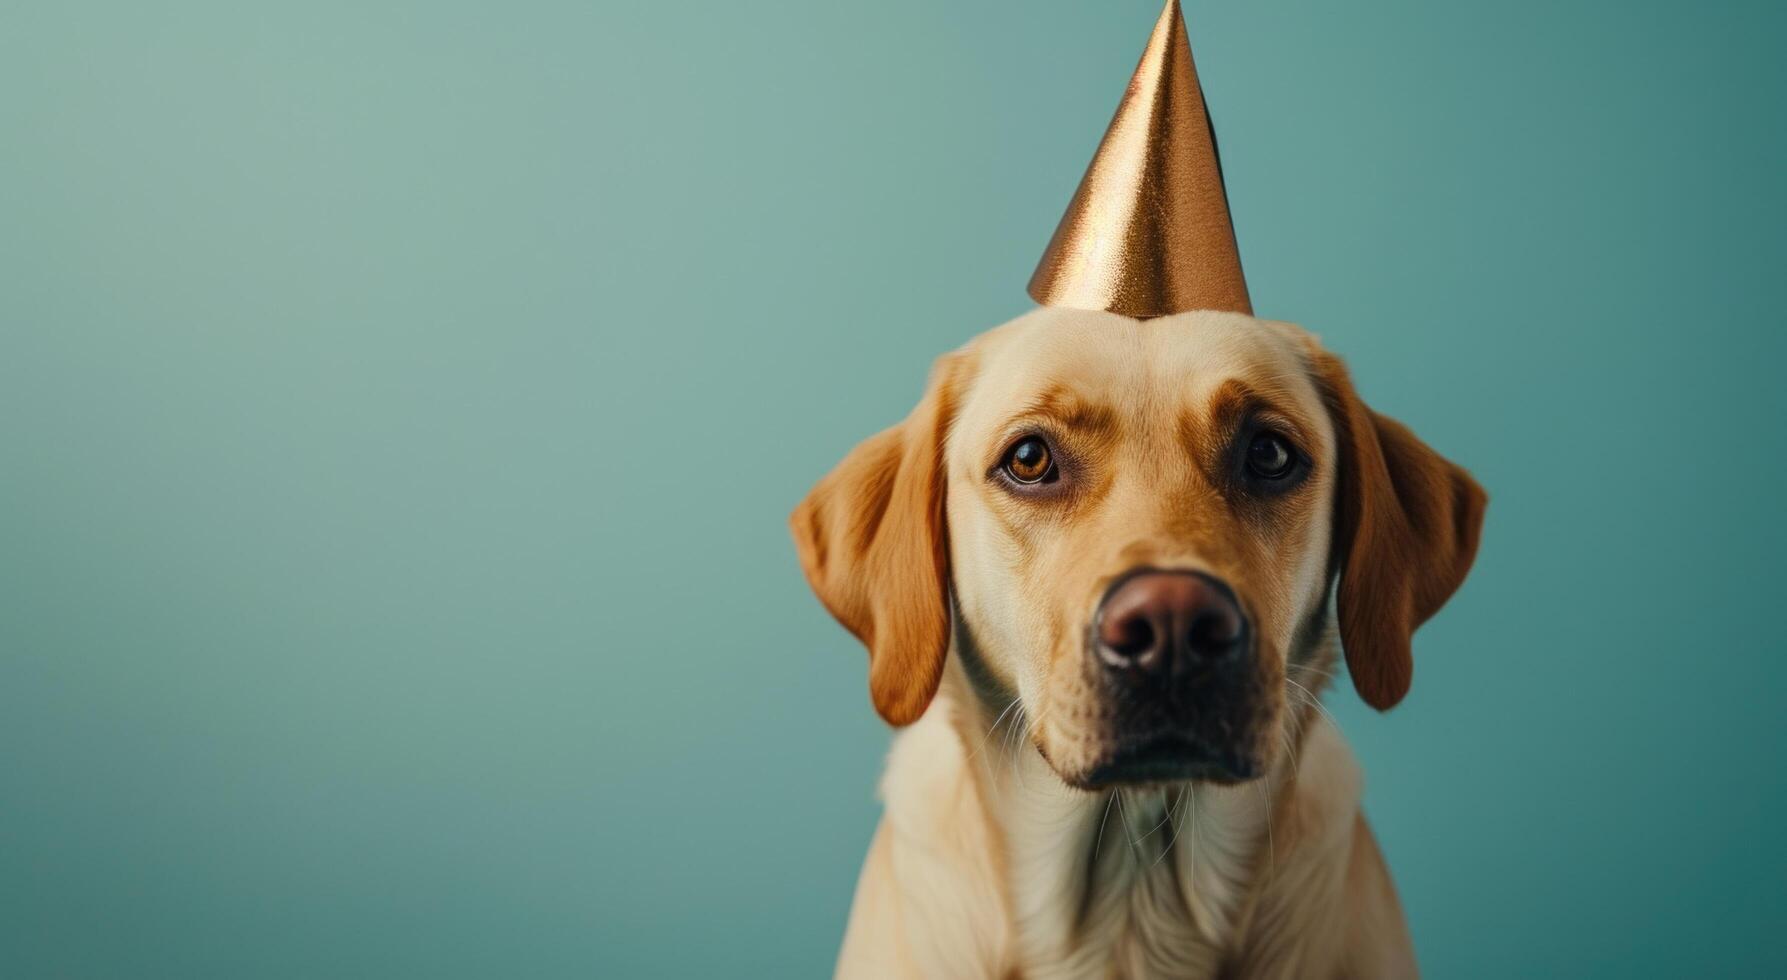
[790,355,967,726]
[1313,349,1488,711]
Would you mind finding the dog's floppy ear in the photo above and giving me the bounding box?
[1313,351,1487,711]
[790,355,966,726]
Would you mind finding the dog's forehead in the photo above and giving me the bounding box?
[959,307,1319,429]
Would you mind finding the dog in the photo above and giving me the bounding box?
[791,306,1486,978]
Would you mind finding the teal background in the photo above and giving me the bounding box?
[2,1,1782,976]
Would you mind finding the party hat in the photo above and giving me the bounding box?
[1028,0,1251,317]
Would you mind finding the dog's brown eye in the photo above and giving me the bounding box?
[1003,437,1054,484]
[1246,432,1295,480]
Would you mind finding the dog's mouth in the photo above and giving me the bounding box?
[1068,733,1260,790]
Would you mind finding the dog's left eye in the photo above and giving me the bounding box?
[1003,436,1055,484]
[1245,432,1296,481]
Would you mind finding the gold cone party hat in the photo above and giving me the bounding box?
[1028,0,1251,318]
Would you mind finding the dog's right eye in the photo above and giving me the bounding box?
[1246,432,1295,480]
[1002,437,1055,484]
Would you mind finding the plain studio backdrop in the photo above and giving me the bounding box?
[3,1,1783,976]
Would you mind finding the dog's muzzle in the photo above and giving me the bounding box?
[1081,569,1262,786]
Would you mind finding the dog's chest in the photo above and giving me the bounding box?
[1002,785,1267,980]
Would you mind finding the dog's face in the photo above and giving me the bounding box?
[793,308,1484,790]
[943,310,1337,787]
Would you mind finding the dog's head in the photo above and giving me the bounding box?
[792,308,1485,789]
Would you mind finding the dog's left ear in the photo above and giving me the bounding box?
[1313,350,1487,711]
[789,355,966,726]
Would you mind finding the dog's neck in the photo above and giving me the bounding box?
[875,648,1351,979]
[955,661,1288,978]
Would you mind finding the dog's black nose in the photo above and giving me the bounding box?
[1094,571,1247,679]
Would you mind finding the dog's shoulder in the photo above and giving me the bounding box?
[844,699,1013,978]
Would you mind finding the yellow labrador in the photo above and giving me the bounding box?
[793,307,1485,978]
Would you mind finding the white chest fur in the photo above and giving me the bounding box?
[869,697,1361,980]
[996,752,1272,979]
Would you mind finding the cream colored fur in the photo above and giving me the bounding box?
[838,646,1414,979]
[804,308,1480,979]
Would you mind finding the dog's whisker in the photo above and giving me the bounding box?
[1293,668,1336,693]
[1284,690,1332,745]
[1294,676,1328,705]
[1188,784,1201,871]
[1285,677,1343,733]
[1288,664,1338,693]
[1115,790,1143,861]
[966,696,1023,766]
[1002,705,1046,795]
[1150,787,1189,870]
[987,695,1023,737]
[1093,791,1117,864]
[1001,705,1024,791]
[1277,724,1300,782]
[968,698,1026,806]
[1257,779,1277,882]
[1137,789,1177,843]
[1015,711,1051,795]
[979,701,1022,801]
